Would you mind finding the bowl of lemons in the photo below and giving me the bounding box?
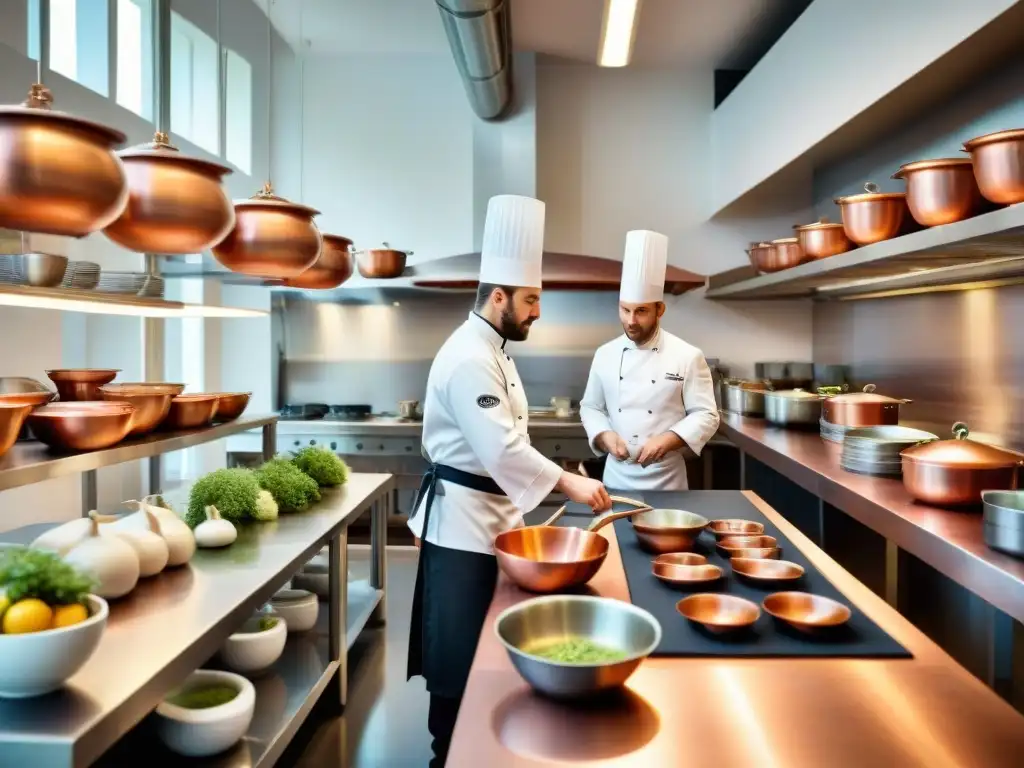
[0,545,108,698]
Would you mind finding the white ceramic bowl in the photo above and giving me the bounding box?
[155,669,256,757]
[0,594,108,698]
[220,613,288,675]
[269,589,319,633]
[291,565,328,598]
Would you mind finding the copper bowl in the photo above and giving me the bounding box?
[212,182,322,279]
[46,369,120,401]
[103,132,235,254]
[708,519,765,540]
[0,402,33,458]
[721,546,780,560]
[28,402,136,452]
[355,243,411,279]
[0,85,128,237]
[834,183,907,245]
[793,217,852,260]
[717,535,778,556]
[631,509,710,553]
[98,384,181,436]
[0,391,55,408]
[163,394,220,430]
[731,558,805,584]
[819,383,908,428]
[762,592,851,632]
[962,128,1024,205]
[282,234,354,289]
[211,392,251,422]
[652,553,707,567]
[652,556,723,589]
[892,158,981,227]
[676,594,760,633]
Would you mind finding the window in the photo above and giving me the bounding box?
[224,48,252,174]
[26,0,109,97]
[170,11,218,154]
[116,0,154,120]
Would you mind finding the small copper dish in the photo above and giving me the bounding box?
[716,535,778,556]
[731,558,805,584]
[163,394,220,430]
[45,369,120,401]
[652,555,722,589]
[652,553,707,567]
[211,392,251,422]
[721,546,780,560]
[28,402,136,452]
[676,594,760,633]
[708,519,765,540]
[762,592,852,633]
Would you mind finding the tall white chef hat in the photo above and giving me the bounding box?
[478,195,546,288]
[619,229,669,304]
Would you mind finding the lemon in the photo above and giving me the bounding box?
[0,594,10,626]
[3,599,54,634]
[51,603,89,629]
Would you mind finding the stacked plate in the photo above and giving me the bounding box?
[840,425,939,477]
[0,255,20,283]
[820,418,855,444]
[96,271,165,298]
[61,261,101,290]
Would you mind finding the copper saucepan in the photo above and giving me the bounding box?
[354,242,411,279]
[494,496,652,593]
[819,383,910,428]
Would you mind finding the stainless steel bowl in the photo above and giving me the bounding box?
[494,595,661,700]
[981,491,1024,558]
[15,252,68,287]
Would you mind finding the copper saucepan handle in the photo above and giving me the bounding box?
[541,494,649,528]
[540,504,568,527]
[588,504,652,532]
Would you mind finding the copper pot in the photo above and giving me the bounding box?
[0,402,33,458]
[820,384,910,428]
[900,422,1023,507]
[962,128,1024,205]
[104,132,235,254]
[768,237,806,270]
[0,85,128,237]
[745,242,772,273]
[892,158,981,227]
[46,369,120,402]
[28,402,136,452]
[355,243,411,279]
[834,182,908,245]
[211,392,251,422]
[98,383,181,436]
[793,217,853,260]
[163,394,220,430]
[282,234,354,289]
[212,182,322,279]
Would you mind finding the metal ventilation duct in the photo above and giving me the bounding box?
[436,0,513,120]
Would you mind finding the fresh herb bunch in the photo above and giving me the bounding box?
[256,457,321,513]
[252,489,279,522]
[186,468,261,528]
[292,445,349,487]
[0,547,95,605]
[258,615,279,632]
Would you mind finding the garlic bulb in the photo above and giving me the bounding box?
[194,505,237,549]
[64,513,141,599]
[94,509,169,578]
[31,518,93,556]
[124,497,196,567]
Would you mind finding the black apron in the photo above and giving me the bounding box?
[407,463,503,699]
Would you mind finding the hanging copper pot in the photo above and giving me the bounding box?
[0,84,128,237]
[281,234,354,289]
[103,132,235,254]
[355,242,412,279]
[211,182,322,279]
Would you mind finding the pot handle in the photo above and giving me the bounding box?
[864,182,880,194]
[863,383,877,393]
[588,504,653,532]
[540,504,567,527]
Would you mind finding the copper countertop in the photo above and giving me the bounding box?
[447,492,1024,767]
[717,413,1024,623]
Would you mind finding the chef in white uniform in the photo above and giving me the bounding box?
[580,230,720,491]
[406,194,612,767]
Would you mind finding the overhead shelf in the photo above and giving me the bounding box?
[705,203,1024,301]
[0,282,267,317]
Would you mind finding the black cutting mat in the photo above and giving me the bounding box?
[562,491,911,659]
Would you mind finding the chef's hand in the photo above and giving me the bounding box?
[637,432,686,467]
[596,431,630,461]
[557,471,613,512]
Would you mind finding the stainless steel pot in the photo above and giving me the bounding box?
[763,389,822,428]
[981,491,1024,558]
[721,380,771,417]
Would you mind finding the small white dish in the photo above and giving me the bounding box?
[155,669,255,757]
[269,589,319,633]
[220,613,288,676]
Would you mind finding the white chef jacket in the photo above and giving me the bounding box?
[580,328,720,491]
[408,312,563,555]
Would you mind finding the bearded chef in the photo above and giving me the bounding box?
[580,230,720,491]
[407,194,612,767]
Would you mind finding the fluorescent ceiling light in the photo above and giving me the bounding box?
[0,284,267,318]
[599,0,642,67]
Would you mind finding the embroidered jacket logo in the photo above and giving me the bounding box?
[477,395,500,409]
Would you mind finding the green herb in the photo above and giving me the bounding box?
[167,684,239,709]
[292,446,349,487]
[258,616,279,632]
[528,638,627,664]
[252,490,279,522]
[255,457,321,513]
[0,547,95,606]
[185,468,261,528]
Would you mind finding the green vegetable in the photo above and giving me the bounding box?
[256,457,321,513]
[167,684,239,709]
[292,445,349,487]
[252,490,279,522]
[185,468,261,528]
[0,547,95,606]
[528,638,627,664]
[258,616,279,632]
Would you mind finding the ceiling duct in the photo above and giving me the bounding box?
[436,0,513,120]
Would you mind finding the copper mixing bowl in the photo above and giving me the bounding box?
[631,509,710,553]
[0,402,33,458]
[962,128,1024,205]
[762,592,851,632]
[282,234,353,289]
[708,519,765,539]
[28,402,136,452]
[676,594,760,633]
[731,558,805,584]
[834,182,907,245]
[892,158,981,227]
[211,392,251,422]
[46,369,120,401]
[98,383,181,436]
[163,394,220,430]
[716,534,778,557]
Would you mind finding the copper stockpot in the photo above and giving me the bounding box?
[355,243,412,279]
[900,422,1023,507]
[962,128,1024,205]
[0,402,33,458]
[793,217,852,260]
[104,132,235,254]
[46,369,120,402]
[98,383,181,436]
[212,182,322,279]
[834,182,908,245]
[0,85,128,237]
[892,158,982,227]
[211,392,251,422]
[28,402,136,452]
[163,394,220,430]
[282,234,354,290]
[820,384,909,428]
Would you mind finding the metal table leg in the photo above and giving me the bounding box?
[884,540,900,609]
[82,471,97,516]
[148,455,162,496]
[262,421,277,462]
[328,528,350,708]
[370,493,389,625]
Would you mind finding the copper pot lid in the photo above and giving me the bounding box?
[233,182,321,217]
[323,234,353,250]
[900,422,1024,469]
[769,237,799,245]
[818,383,906,405]
[0,85,126,146]
[834,182,907,205]
[793,217,844,232]
[118,132,232,177]
[962,128,1024,152]
[892,158,974,178]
